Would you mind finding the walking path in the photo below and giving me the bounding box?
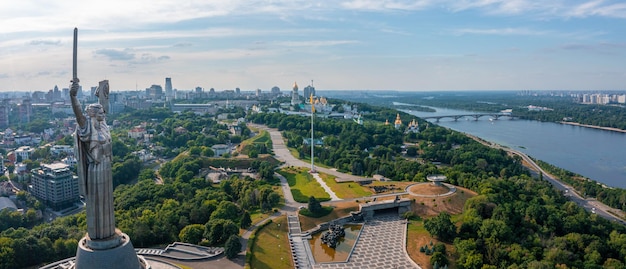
[248,124,420,268]
[311,172,341,201]
[287,215,314,269]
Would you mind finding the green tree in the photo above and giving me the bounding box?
[178,224,205,244]
[224,235,242,259]
[240,211,252,229]
[430,251,448,267]
[205,219,238,245]
[210,201,240,222]
[308,196,322,213]
[424,212,457,242]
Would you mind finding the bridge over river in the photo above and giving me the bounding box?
[420,113,515,122]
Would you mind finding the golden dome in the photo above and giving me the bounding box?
[293,81,298,90]
[394,113,402,125]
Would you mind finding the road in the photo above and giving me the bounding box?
[258,123,626,225]
[469,134,626,225]
[251,124,367,183]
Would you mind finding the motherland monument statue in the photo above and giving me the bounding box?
[70,27,147,269]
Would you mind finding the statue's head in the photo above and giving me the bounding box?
[86,104,104,120]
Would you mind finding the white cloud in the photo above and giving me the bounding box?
[275,40,358,47]
[453,27,550,36]
[568,0,626,18]
[341,0,433,11]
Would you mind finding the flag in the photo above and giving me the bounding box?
[310,94,315,113]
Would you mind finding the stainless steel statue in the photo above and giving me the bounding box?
[71,80,116,241]
[70,27,145,269]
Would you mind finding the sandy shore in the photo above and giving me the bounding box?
[559,121,626,133]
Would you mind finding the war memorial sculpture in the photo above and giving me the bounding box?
[70,28,147,269]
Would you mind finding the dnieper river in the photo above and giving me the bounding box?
[402,106,626,189]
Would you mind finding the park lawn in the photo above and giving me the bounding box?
[406,220,458,269]
[407,212,463,269]
[248,216,293,269]
[277,167,330,203]
[299,201,359,231]
[239,129,272,155]
[319,173,373,199]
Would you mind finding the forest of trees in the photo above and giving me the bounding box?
[0,106,275,268]
[2,97,626,268]
[246,107,626,268]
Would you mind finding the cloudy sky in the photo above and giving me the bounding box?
[1,0,626,92]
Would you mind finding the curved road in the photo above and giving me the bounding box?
[469,134,626,225]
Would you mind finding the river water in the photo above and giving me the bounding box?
[400,105,626,189]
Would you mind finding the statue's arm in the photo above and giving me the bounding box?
[70,82,86,128]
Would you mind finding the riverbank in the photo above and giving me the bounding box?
[463,132,626,222]
[560,121,626,133]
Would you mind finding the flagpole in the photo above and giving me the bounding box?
[310,94,316,173]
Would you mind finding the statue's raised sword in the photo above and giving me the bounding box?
[72,27,79,84]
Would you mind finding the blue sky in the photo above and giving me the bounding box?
[1,0,626,92]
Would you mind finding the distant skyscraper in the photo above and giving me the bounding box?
[0,99,10,129]
[235,87,241,95]
[18,99,32,124]
[304,85,315,101]
[271,86,281,95]
[146,85,164,100]
[256,88,262,96]
[53,85,61,100]
[165,77,173,97]
[291,82,299,105]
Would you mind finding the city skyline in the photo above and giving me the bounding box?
[1,0,626,92]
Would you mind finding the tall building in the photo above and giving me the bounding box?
[29,162,79,211]
[271,86,281,95]
[0,99,10,128]
[304,81,315,100]
[18,99,32,124]
[146,85,164,101]
[165,77,173,98]
[291,81,299,105]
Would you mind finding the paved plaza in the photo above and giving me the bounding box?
[312,214,419,269]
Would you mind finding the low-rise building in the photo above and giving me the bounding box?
[128,126,147,140]
[211,144,230,157]
[0,197,17,212]
[15,146,35,161]
[50,145,74,156]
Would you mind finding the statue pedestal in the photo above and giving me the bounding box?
[75,231,147,269]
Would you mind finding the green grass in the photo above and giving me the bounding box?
[277,167,330,202]
[319,173,373,199]
[240,129,272,155]
[248,216,293,269]
[298,202,360,231]
[299,206,333,218]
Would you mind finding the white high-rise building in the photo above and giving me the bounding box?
[29,162,79,211]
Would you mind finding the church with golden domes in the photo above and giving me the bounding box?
[394,113,402,129]
[291,81,299,105]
